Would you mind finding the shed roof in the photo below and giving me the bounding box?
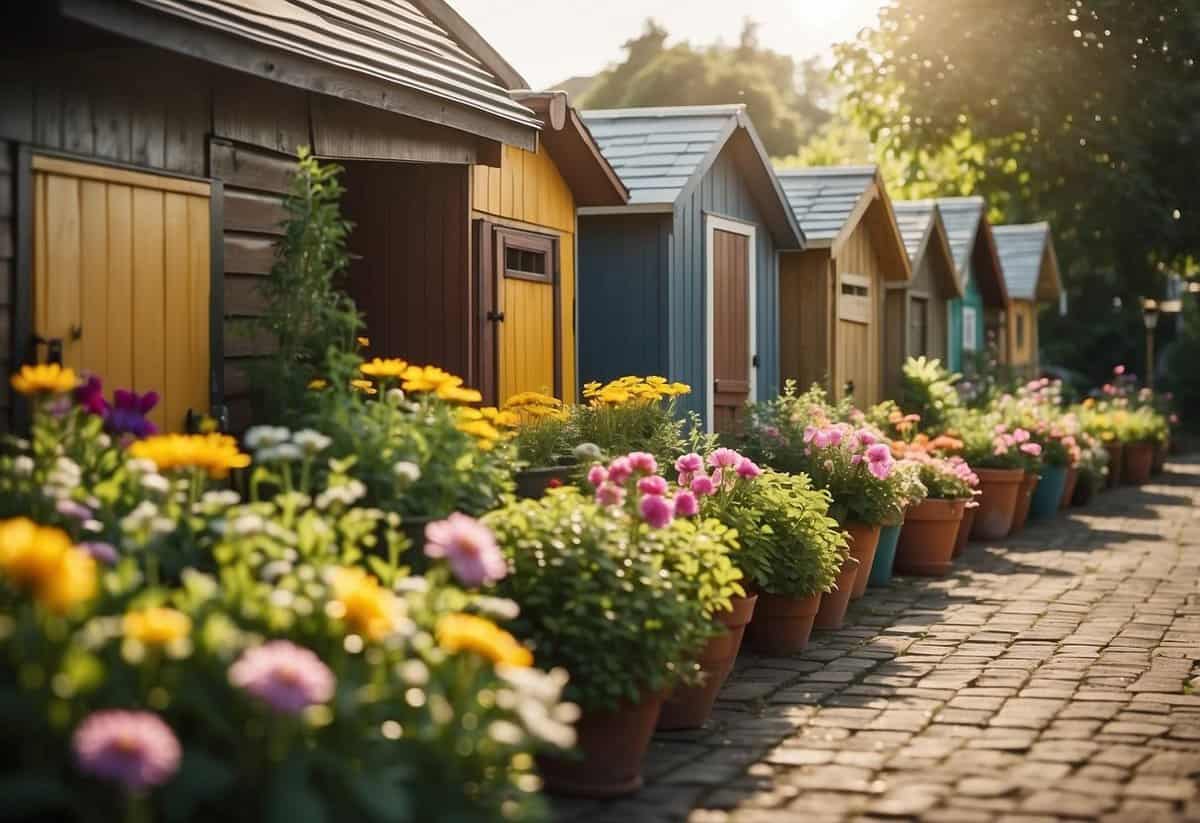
[993,222,1063,302]
[892,200,962,298]
[580,105,804,248]
[66,0,541,148]
[775,165,910,282]
[936,196,1009,308]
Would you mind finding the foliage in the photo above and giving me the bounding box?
[1163,300,1200,432]
[900,357,963,433]
[571,376,692,466]
[249,149,361,425]
[579,20,834,158]
[895,452,978,501]
[502,393,572,468]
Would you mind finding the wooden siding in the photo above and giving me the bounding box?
[711,228,752,433]
[882,248,951,398]
[779,249,832,394]
[472,144,577,401]
[831,218,885,406]
[671,135,781,424]
[1006,299,1038,373]
[882,287,907,400]
[577,214,670,390]
[32,156,210,432]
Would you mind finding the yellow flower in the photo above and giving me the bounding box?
[436,383,483,404]
[582,381,602,398]
[11,364,78,396]
[349,379,378,395]
[128,433,251,479]
[504,392,562,409]
[328,567,399,641]
[308,378,328,390]
[402,365,459,393]
[360,358,409,379]
[481,407,521,428]
[123,606,192,647]
[436,613,532,668]
[356,337,371,348]
[456,419,502,450]
[0,518,96,613]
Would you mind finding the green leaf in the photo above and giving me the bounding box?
[163,748,236,822]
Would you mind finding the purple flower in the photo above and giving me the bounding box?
[690,474,717,497]
[673,490,699,517]
[595,482,626,507]
[674,453,704,474]
[606,457,633,485]
[639,494,675,528]
[56,499,93,521]
[105,390,159,439]
[80,541,118,564]
[866,443,893,480]
[229,640,336,714]
[627,452,658,475]
[637,475,667,496]
[586,465,608,487]
[735,458,762,479]
[72,710,181,791]
[424,513,506,587]
[75,376,108,417]
[708,448,741,469]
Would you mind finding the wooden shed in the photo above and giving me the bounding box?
[774,166,911,407]
[577,105,805,433]
[992,223,1063,378]
[936,197,1009,374]
[0,0,550,432]
[884,200,963,399]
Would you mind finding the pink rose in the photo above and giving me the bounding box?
[708,448,741,469]
[674,453,704,474]
[586,465,608,487]
[607,457,632,485]
[639,494,675,528]
[690,474,717,497]
[595,482,625,507]
[673,490,699,517]
[637,475,668,496]
[1019,442,1042,456]
[735,458,762,479]
[627,451,658,475]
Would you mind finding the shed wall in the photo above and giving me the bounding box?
[832,218,885,406]
[779,249,831,394]
[882,287,908,400]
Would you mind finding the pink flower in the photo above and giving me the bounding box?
[229,640,336,714]
[866,443,893,480]
[637,475,668,496]
[1012,428,1030,443]
[595,482,626,507]
[803,426,818,444]
[639,494,675,528]
[994,423,1009,435]
[674,453,704,474]
[607,457,633,485]
[1019,442,1042,456]
[424,513,506,587]
[708,448,742,469]
[691,474,717,496]
[812,428,836,449]
[762,425,783,442]
[710,468,724,489]
[586,465,608,487]
[73,710,181,791]
[673,490,699,517]
[856,429,877,446]
[826,426,844,446]
[1113,364,1125,375]
[851,453,863,465]
[628,452,658,475]
[735,458,761,479]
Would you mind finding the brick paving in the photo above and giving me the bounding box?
[554,458,1200,822]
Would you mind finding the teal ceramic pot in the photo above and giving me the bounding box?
[1029,465,1068,520]
[868,523,903,586]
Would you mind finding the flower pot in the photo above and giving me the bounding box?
[744,592,819,656]
[1058,465,1078,511]
[658,594,757,729]
[970,468,1024,540]
[539,690,665,798]
[813,557,858,631]
[894,498,966,576]
[1152,439,1168,474]
[1104,442,1123,488]
[515,465,576,499]
[1072,472,1095,507]
[867,523,903,587]
[953,504,977,557]
[843,522,880,600]
[1122,442,1154,486]
[1029,465,1068,520]
[1007,472,1039,535]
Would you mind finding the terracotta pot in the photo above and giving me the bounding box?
[539,690,665,798]
[1059,465,1078,511]
[843,522,880,599]
[970,468,1024,540]
[867,523,903,587]
[1122,442,1154,486]
[953,504,977,557]
[1104,442,1123,488]
[744,591,819,656]
[894,498,966,576]
[658,594,757,729]
[1029,465,1068,520]
[1007,472,1039,535]
[515,465,577,499]
[813,556,859,631]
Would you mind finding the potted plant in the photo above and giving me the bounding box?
[503,392,577,498]
[572,376,693,466]
[1070,433,1109,506]
[1117,407,1166,485]
[893,453,977,575]
[486,472,735,796]
[956,418,1036,540]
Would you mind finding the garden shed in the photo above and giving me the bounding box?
[992,222,1063,378]
[577,105,805,433]
[936,197,1009,373]
[884,200,962,399]
[0,0,545,433]
[775,165,910,407]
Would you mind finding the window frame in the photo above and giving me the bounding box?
[838,273,872,324]
[962,305,979,352]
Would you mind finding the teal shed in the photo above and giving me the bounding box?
[936,197,1009,373]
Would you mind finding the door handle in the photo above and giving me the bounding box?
[487,311,505,323]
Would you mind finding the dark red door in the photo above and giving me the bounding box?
[712,228,751,434]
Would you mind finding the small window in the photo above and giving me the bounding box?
[1015,312,1026,350]
[839,274,871,323]
[840,282,869,298]
[505,246,547,277]
[962,306,979,352]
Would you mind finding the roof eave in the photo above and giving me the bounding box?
[415,0,529,90]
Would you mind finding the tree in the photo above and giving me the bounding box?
[580,19,833,157]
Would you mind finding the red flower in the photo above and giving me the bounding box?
[546,477,563,489]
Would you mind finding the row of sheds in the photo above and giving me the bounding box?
[0,0,1063,434]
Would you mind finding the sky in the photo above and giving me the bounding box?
[451,0,888,90]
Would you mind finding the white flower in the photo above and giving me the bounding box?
[95,434,112,449]
[140,473,170,495]
[292,429,332,454]
[392,461,421,486]
[121,500,160,532]
[12,456,33,476]
[314,480,366,510]
[487,720,525,745]
[515,698,576,749]
[385,388,406,406]
[245,426,290,450]
[470,596,521,622]
[398,660,429,686]
[496,665,569,706]
[392,576,430,594]
[260,560,293,581]
[201,490,241,510]
[231,514,267,536]
[257,443,303,463]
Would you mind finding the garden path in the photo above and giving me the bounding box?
[553,457,1200,822]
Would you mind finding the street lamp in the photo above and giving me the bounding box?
[1142,299,1159,390]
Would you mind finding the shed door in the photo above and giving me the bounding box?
[32,156,211,432]
[909,296,929,356]
[479,222,560,405]
[838,273,872,402]
[710,224,754,434]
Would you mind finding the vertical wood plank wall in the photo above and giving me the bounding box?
[779,249,831,394]
[1006,299,1036,372]
[472,144,577,402]
[882,287,908,400]
[833,218,885,406]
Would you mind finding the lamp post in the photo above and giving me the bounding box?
[1141,299,1159,390]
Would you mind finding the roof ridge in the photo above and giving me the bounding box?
[775,164,878,177]
[581,104,746,119]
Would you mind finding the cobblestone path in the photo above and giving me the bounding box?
[554,458,1200,822]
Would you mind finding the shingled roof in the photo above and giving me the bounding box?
[581,104,804,247]
[892,200,961,298]
[936,196,1009,307]
[775,166,877,244]
[993,223,1063,302]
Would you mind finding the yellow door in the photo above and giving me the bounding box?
[32,155,211,432]
[492,227,559,405]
